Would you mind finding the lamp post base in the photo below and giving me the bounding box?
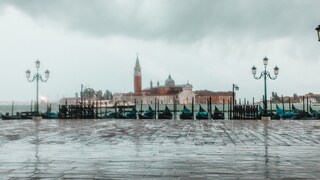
[32,116,42,120]
[261,116,271,121]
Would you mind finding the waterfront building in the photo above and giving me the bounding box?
[194,90,233,104]
[123,55,196,104]
[134,56,142,94]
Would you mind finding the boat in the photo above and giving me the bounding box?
[1,101,21,120]
[276,105,296,119]
[309,106,320,119]
[158,105,173,119]
[104,111,117,119]
[291,104,312,119]
[196,105,208,120]
[20,111,35,119]
[118,107,137,119]
[1,112,21,120]
[256,105,279,120]
[139,106,155,119]
[212,106,224,119]
[180,105,193,120]
[42,112,59,119]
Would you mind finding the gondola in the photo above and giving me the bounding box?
[139,106,155,119]
[1,112,21,120]
[196,105,208,120]
[276,105,296,119]
[309,106,320,119]
[158,105,172,119]
[292,104,312,119]
[180,105,193,120]
[257,105,280,120]
[42,112,59,119]
[120,107,137,119]
[212,106,224,119]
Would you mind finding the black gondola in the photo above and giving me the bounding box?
[1,112,21,120]
[139,106,155,119]
[292,104,312,119]
[119,107,137,119]
[196,105,208,120]
[212,106,224,119]
[180,105,193,120]
[310,106,320,119]
[158,105,172,119]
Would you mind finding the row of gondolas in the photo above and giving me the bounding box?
[2,104,319,120]
[101,105,225,120]
[262,104,320,120]
[0,111,58,120]
[0,105,224,120]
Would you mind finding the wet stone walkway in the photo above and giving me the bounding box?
[0,119,320,179]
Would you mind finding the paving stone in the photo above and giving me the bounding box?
[1,119,320,179]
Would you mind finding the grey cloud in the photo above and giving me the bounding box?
[1,0,319,42]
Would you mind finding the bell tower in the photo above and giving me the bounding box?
[134,54,142,93]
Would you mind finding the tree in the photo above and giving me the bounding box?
[96,90,103,100]
[103,90,113,100]
[83,88,95,100]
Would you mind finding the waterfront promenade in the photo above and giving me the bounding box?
[1,119,320,179]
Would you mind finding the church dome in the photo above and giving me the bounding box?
[165,74,175,87]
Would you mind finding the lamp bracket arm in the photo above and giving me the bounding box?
[27,74,36,82]
[39,74,49,82]
[266,72,277,80]
[253,72,263,80]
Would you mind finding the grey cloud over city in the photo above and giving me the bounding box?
[2,0,318,41]
[0,0,319,102]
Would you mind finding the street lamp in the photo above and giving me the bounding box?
[251,57,279,120]
[26,60,50,119]
[316,25,320,41]
[232,84,239,119]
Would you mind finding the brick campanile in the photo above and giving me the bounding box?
[134,55,142,93]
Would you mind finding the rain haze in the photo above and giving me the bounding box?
[0,0,319,103]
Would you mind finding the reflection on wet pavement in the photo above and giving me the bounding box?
[1,119,320,179]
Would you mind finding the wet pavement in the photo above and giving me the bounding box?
[0,119,320,179]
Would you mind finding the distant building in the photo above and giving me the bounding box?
[194,90,233,104]
[123,55,195,104]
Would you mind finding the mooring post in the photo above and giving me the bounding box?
[282,95,285,117]
[192,97,194,120]
[303,96,305,112]
[306,97,309,113]
[289,97,291,111]
[228,99,230,120]
[173,98,177,120]
[270,97,272,114]
[209,97,212,120]
[140,99,143,114]
[223,99,225,119]
[96,101,98,118]
[154,98,157,119]
[115,101,117,119]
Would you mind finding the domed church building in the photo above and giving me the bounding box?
[124,55,196,104]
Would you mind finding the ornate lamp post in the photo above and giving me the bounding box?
[26,60,50,119]
[232,84,239,119]
[251,57,279,120]
[316,25,320,41]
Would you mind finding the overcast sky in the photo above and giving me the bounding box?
[0,0,319,103]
